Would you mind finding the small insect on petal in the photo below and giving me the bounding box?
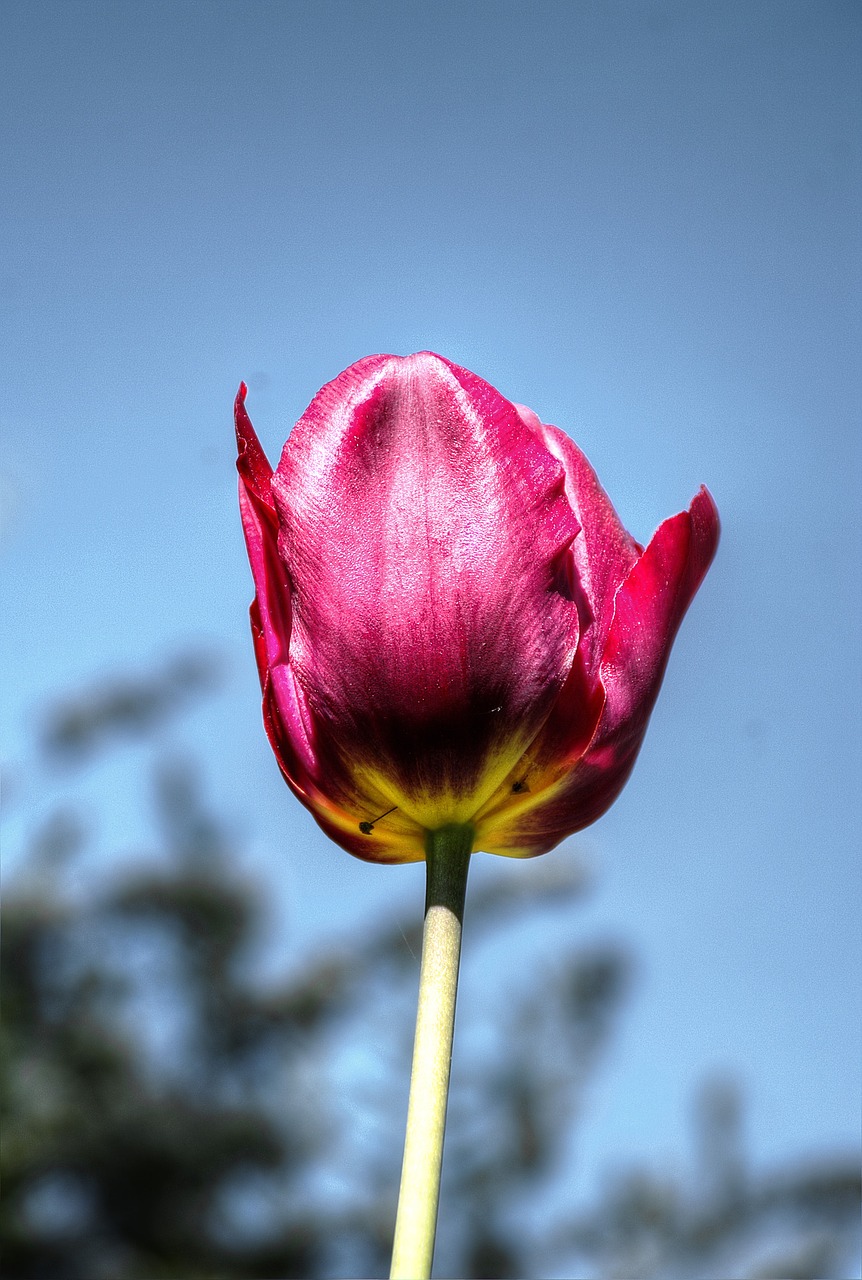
[359,805,399,836]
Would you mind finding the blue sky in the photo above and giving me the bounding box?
[3,0,860,1208]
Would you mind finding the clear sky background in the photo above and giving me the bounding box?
[3,0,860,1212]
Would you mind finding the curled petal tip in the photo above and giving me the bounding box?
[234,382,250,440]
[235,381,249,417]
[234,380,274,502]
[688,484,721,579]
[693,482,720,530]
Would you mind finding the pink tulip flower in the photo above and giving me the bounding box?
[236,352,719,863]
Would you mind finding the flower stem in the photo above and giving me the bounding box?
[390,823,473,1280]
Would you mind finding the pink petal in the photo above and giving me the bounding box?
[236,387,316,790]
[235,382,275,510]
[270,352,581,822]
[598,484,720,745]
[237,382,441,861]
[475,485,720,856]
[516,407,642,681]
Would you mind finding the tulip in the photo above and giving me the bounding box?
[236,352,719,863]
[236,352,719,1278]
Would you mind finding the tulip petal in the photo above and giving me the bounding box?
[468,409,637,825]
[270,353,581,830]
[598,484,720,735]
[516,407,642,680]
[237,384,439,861]
[236,387,317,789]
[475,485,720,856]
[235,382,275,508]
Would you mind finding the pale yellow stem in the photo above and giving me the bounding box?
[390,824,473,1280]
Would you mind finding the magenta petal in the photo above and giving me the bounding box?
[476,486,719,856]
[237,383,438,861]
[598,485,720,743]
[475,408,638,797]
[270,353,581,820]
[235,383,275,509]
[518,409,642,681]
[236,390,317,790]
[235,386,286,678]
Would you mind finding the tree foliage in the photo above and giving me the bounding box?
[2,657,859,1279]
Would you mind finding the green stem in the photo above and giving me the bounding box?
[390,823,473,1280]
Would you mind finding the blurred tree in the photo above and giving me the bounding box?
[2,658,859,1279]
